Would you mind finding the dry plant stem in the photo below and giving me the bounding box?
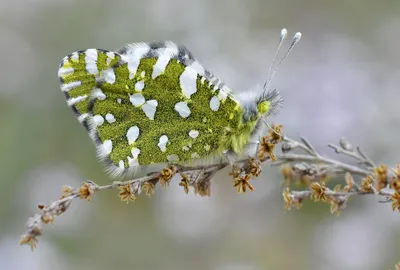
[275,153,371,176]
[21,132,397,250]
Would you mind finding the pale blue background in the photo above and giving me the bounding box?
[1,0,399,269]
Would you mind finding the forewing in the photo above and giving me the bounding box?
[87,41,242,178]
[57,49,122,127]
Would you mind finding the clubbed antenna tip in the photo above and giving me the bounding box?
[263,29,302,92]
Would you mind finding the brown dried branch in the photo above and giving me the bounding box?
[20,125,400,250]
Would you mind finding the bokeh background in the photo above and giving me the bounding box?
[1,0,400,269]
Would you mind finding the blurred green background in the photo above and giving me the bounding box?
[1,0,400,269]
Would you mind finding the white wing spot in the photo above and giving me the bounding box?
[131,147,141,158]
[152,54,171,79]
[118,160,125,169]
[106,51,115,65]
[58,67,74,78]
[67,95,87,106]
[167,154,179,162]
[117,98,122,104]
[182,146,189,151]
[129,93,145,106]
[140,71,145,77]
[92,88,106,100]
[123,45,150,79]
[127,126,140,144]
[179,67,198,98]
[78,113,89,123]
[85,49,98,74]
[174,102,191,118]
[218,89,228,101]
[105,113,116,123]
[70,52,79,62]
[135,81,145,91]
[189,130,199,139]
[102,140,112,155]
[104,69,116,84]
[210,96,220,111]
[157,135,168,152]
[93,115,104,126]
[142,99,158,120]
[190,61,205,75]
[61,81,81,92]
[128,148,141,167]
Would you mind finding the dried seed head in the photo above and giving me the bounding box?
[360,175,374,193]
[310,182,328,202]
[339,138,353,151]
[281,141,297,153]
[79,182,95,201]
[118,183,136,203]
[179,173,190,194]
[159,166,176,187]
[391,192,400,212]
[233,174,254,194]
[374,164,388,192]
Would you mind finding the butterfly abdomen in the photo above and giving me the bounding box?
[57,49,121,125]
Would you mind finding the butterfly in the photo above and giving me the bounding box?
[57,29,301,178]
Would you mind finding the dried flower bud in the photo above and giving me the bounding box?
[281,141,297,153]
[160,166,176,187]
[79,182,95,201]
[391,192,400,212]
[339,138,353,151]
[179,173,190,194]
[310,182,328,202]
[41,212,54,224]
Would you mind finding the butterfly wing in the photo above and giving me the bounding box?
[57,48,123,127]
[67,41,243,178]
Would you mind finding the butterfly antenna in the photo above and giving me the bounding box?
[263,30,302,92]
[264,28,288,89]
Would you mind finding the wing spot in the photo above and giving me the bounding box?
[152,54,171,79]
[92,88,106,100]
[61,81,81,92]
[189,130,199,139]
[179,67,198,98]
[93,115,104,126]
[105,113,116,123]
[128,148,141,167]
[210,96,220,111]
[127,126,140,144]
[142,100,158,120]
[135,81,145,91]
[157,135,168,152]
[67,95,87,106]
[174,102,191,118]
[129,93,145,106]
[85,49,98,74]
[118,160,125,169]
[104,69,116,84]
[106,51,115,65]
[167,154,179,162]
[102,140,113,155]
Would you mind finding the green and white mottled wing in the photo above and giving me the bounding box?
[58,48,122,128]
[86,41,248,178]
